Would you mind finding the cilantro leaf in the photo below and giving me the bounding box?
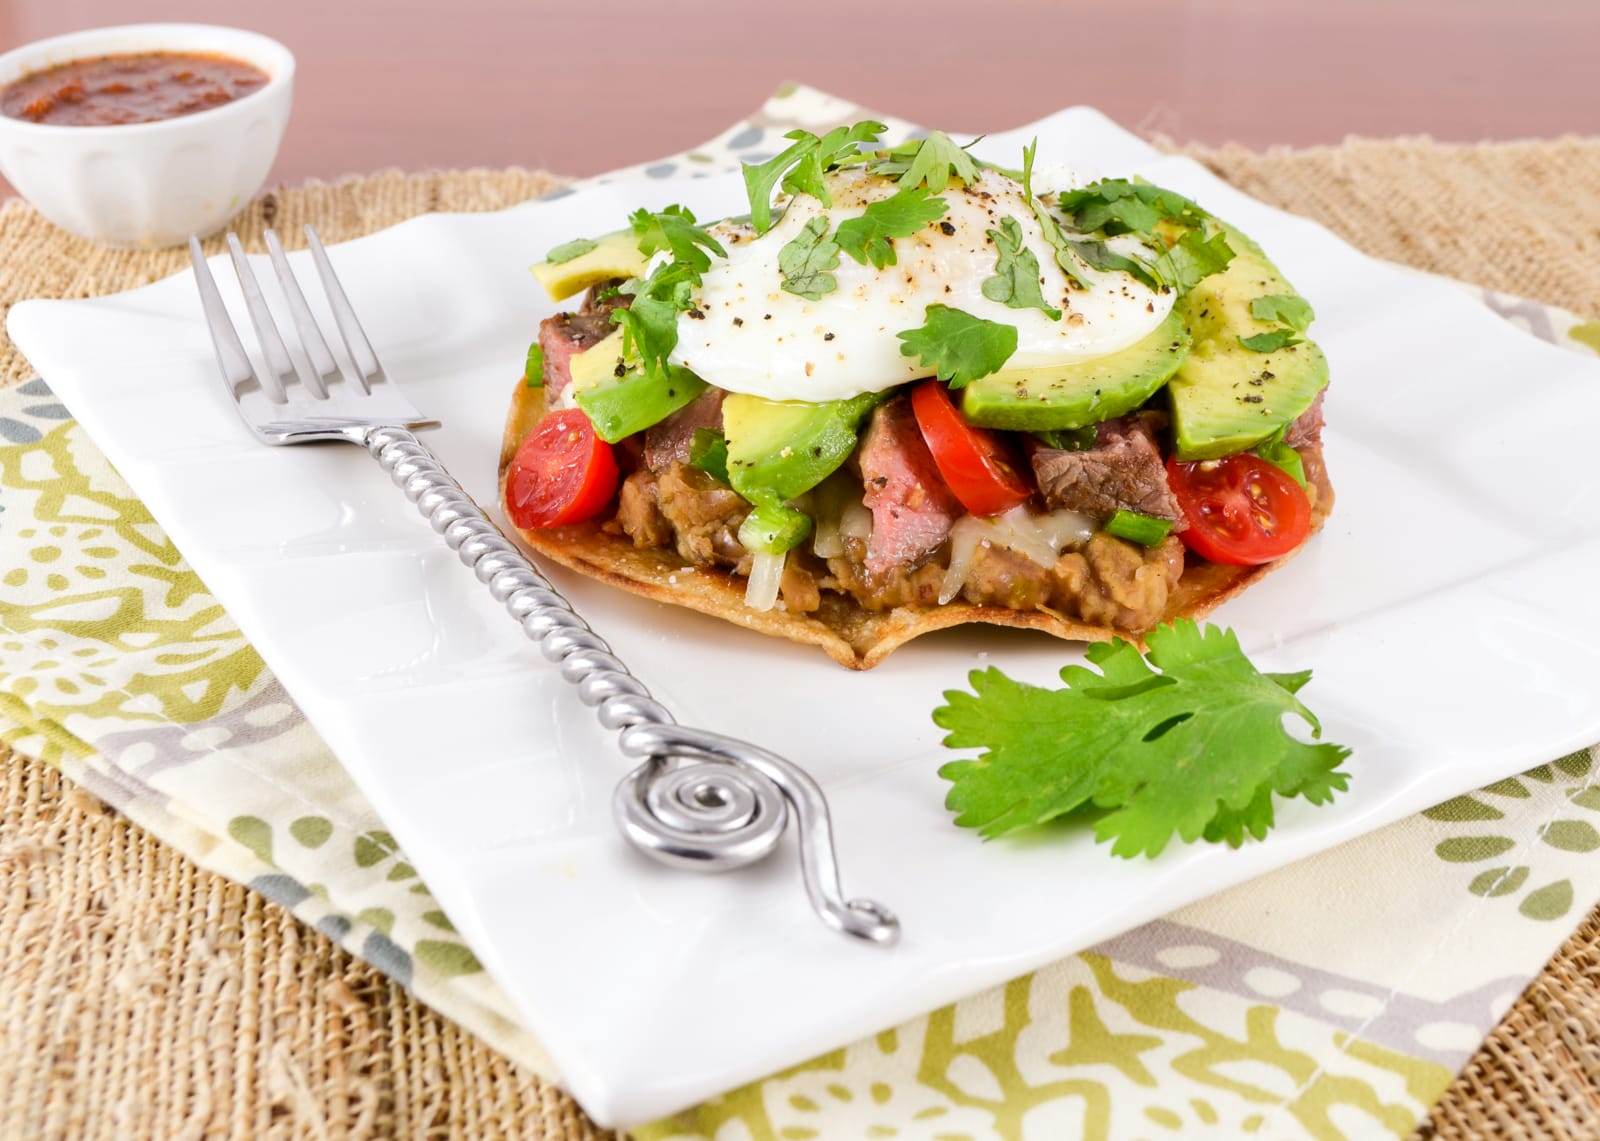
[1158,228,1236,294]
[1239,329,1303,353]
[612,204,726,379]
[897,305,1017,389]
[871,130,982,191]
[982,217,1060,319]
[1016,139,1090,291]
[545,237,597,264]
[742,120,887,234]
[779,216,841,301]
[780,120,887,204]
[1065,237,1162,291]
[629,205,726,275]
[1251,293,1315,333]
[1253,429,1307,487]
[934,619,1351,857]
[1056,178,1206,237]
[835,187,948,270]
[611,260,695,378]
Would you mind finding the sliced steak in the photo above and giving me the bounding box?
[1284,390,1325,449]
[644,389,725,473]
[1031,411,1182,524]
[858,396,962,577]
[580,278,631,321]
[538,310,615,396]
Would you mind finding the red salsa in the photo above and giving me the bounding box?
[1,51,269,127]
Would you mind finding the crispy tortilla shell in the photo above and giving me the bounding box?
[498,379,1332,670]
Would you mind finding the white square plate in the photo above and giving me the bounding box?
[12,108,1600,1127]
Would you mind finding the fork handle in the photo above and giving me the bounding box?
[358,425,899,946]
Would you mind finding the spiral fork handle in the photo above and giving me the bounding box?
[361,426,900,947]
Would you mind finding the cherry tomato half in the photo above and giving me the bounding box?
[910,381,1032,516]
[1166,453,1312,565]
[506,409,619,529]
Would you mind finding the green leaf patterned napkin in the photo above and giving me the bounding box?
[4,87,1600,1139]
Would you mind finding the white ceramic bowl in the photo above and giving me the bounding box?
[0,24,293,248]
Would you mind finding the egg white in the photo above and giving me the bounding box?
[669,168,1174,403]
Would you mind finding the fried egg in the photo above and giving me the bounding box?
[670,168,1173,403]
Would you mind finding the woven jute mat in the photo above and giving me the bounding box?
[2,137,1599,1139]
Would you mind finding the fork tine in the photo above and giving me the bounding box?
[303,224,377,394]
[189,237,281,405]
[225,234,302,404]
[263,229,335,399]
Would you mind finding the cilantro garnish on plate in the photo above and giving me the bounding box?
[897,305,1018,388]
[934,620,1351,857]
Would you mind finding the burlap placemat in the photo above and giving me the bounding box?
[2,136,1598,1139]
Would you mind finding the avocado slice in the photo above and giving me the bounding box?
[959,310,1190,431]
[724,391,882,504]
[568,330,707,443]
[1167,224,1328,460]
[531,230,649,302]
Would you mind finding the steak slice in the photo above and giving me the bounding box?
[644,389,725,473]
[1031,411,1182,524]
[538,282,632,396]
[858,396,962,577]
[1284,390,1325,449]
[538,311,614,396]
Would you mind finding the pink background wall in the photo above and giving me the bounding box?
[4,0,1595,184]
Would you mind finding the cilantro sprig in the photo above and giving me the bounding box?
[1055,178,1207,237]
[870,130,982,191]
[612,205,726,378]
[779,216,841,300]
[1239,329,1303,352]
[1158,228,1236,294]
[1251,293,1315,332]
[935,620,1351,857]
[983,217,1061,319]
[742,121,887,234]
[1066,237,1161,292]
[1020,139,1090,290]
[835,186,948,269]
[629,205,726,275]
[1240,293,1316,352]
[897,305,1017,388]
[1049,173,1235,295]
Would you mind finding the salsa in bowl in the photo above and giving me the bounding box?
[0,24,293,248]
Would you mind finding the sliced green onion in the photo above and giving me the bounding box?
[738,500,812,555]
[524,341,544,387]
[688,427,729,484]
[1105,509,1173,547]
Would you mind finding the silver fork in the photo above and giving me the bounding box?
[189,226,898,946]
